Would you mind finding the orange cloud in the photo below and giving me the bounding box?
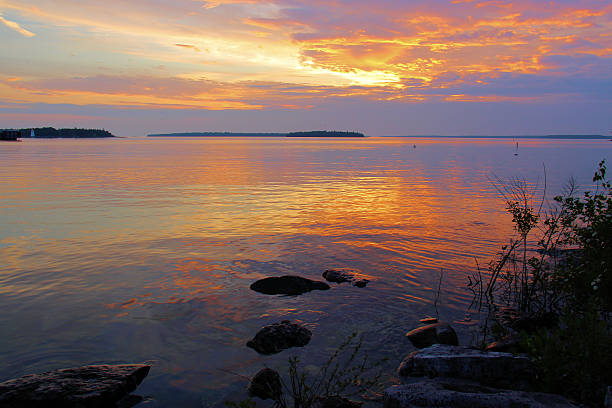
[175,44,201,52]
[1,0,611,110]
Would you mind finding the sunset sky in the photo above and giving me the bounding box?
[1,0,611,136]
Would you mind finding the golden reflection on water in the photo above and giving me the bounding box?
[0,137,608,401]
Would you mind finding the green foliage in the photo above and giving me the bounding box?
[520,311,612,405]
[552,160,612,312]
[472,160,612,405]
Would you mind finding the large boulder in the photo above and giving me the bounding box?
[247,320,312,355]
[398,344,534,390]
[248,368,281,400]
[405,323,458,349]
[0,364,151,408]
[383,378,578,408]
[322,269,370,288]
[250,276,330,295]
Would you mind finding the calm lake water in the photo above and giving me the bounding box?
[0,137,609,406]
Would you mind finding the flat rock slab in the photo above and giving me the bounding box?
[398,344,533,390]
[0,364,151,408]
[383,378,578,408]
[247,320,312,355]
[405,323,458,349]
[250,276,330,295]
[322,269,370,287]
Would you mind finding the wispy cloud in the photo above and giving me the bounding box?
[0,13,35,37]
[175,43,201,52]
[0,0,611,134]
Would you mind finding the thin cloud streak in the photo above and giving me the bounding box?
[0,13,35,37]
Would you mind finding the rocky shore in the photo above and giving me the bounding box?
[1,266,607,407]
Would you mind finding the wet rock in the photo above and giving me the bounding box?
[398,344,534,390]
[405,323,458,348]
[250,276,330,295]
[247,320,312,355]
[495,308,558,334]
[486,335,523,354]
[383,378,578,408]
[323,269,355,284]
[352,279,369,288]
[322,269,369,288]
[419,317,438,324]
[0,364,151,408]
[248,368,281,400]
[317,395,362,408]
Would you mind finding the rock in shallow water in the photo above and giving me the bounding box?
[398,344,534,390]
[322,269,370,287]
[405,323,458,349]
[250,276,330,295]
[0,364,151,408]
[247,320,312,355]
[383,378,578,408]
[248,368,282,400]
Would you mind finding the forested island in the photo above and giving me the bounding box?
[286,131,365,137]
[148,130,366,137]
[5,127,116,138]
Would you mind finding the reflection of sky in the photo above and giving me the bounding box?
[0,137,609,404]
[1,0,611,135]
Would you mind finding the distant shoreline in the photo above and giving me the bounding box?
[387,134,609,139]
[2,127,116,138]
[146,132,607,140]
[148,130,366,138]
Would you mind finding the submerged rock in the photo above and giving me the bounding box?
[250,276,330,295]
[247,320,312,355]
[398,344,534,390]
[0,364,151,408]
[248,368,282,400]
[322,269,370,288]
[405,323,458,349]
[383,378,578,408]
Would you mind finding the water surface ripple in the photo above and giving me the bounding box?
[0,137,608,406]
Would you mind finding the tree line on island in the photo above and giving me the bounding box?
[148,130,366,137]
[1,127,115,138]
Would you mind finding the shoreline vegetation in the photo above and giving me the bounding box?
[1,127,115,138]
[148,130,366,137]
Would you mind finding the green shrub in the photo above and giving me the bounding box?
[521,311,612,405]
[473,160,612,405]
